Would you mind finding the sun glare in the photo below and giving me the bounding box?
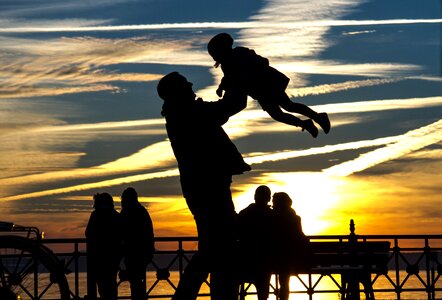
[234,171,347,235]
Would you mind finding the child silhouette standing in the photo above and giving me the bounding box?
[208,33,330,138]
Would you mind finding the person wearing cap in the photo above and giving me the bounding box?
[208,32,331,138]
[157,72,250,300]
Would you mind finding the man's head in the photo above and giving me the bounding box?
[121,187,139,210]
[208,33,234,67]
[157,72,196,103]
[254,185,271,206]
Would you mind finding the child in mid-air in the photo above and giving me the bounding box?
[208,33,330,138]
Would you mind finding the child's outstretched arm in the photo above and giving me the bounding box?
[216,77,227,97]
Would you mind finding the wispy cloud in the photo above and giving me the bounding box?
[0,18,112,29]
[342,30,376,35]
[0,36,190,98]
[0,131,174,190]
[1,94,440,198]
[0,84,119,99]
[0,0,132,18]
[1,169,179,202]
[324,119,442,177]
[245,136,397,165]
[287,78,401,97]
[314,96,442,114]
[1,19,440,33]
[276,60,421,78]
[3,118,441,202]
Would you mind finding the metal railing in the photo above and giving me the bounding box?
[39,234,442,300]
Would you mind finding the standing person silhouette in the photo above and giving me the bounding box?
[272,192,310,300]
[157,72,251,300]
[120,187,155,300]
[208,33,331,138]
[237,185,274,300]
[85,192,122,300]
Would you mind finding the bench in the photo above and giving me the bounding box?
[308,239,390,299]
[239,220,391,300]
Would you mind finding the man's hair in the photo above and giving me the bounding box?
[121,187,139,210]
[255,185,271,204]
[121,187,138,201]
[157,71,181,101]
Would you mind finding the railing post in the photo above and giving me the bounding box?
[349,219,356,242]
[394,238,401,300]
[86,242,97,300]
[346,219,360,300]
[178,239,184,277]
[34,252,39,299]
[424,238,432,300]
[75,241,80,298]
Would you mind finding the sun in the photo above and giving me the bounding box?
[234,171,347,235]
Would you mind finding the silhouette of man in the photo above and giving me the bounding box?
[237,185,273,300]
[85,192,122,300]
[157,72,250,300]
[120,187,155,300]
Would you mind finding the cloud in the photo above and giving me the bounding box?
[1,93,441,200]
[1,18,440,33]
[314,96,442,114]
[342,30,377,35]
[0,36,190,98]
[0,84,119,99]
[1,169,179,201]
[287,78,402,97]
[0,130,174,191]
[0,0,133,18]
[244,136,397,165]
[276,60,421,78]
[324,119,442,177]
[0,18,112,29]
[223,96,442,139]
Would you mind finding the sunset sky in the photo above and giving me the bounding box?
[0,0,441,239]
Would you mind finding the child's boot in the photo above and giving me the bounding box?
[301,119,318,138]
[316,113,330,134]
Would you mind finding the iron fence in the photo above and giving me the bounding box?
[41,235,442,299]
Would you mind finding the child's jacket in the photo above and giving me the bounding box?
[220,46,290,101]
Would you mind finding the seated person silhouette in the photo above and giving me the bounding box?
[208,33,330,138]
[237,185,274,300]
[272,192,311,300]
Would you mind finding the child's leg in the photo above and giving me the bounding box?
[264,104,318,138]
[278,93,331,134]
[278,93,317,119]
